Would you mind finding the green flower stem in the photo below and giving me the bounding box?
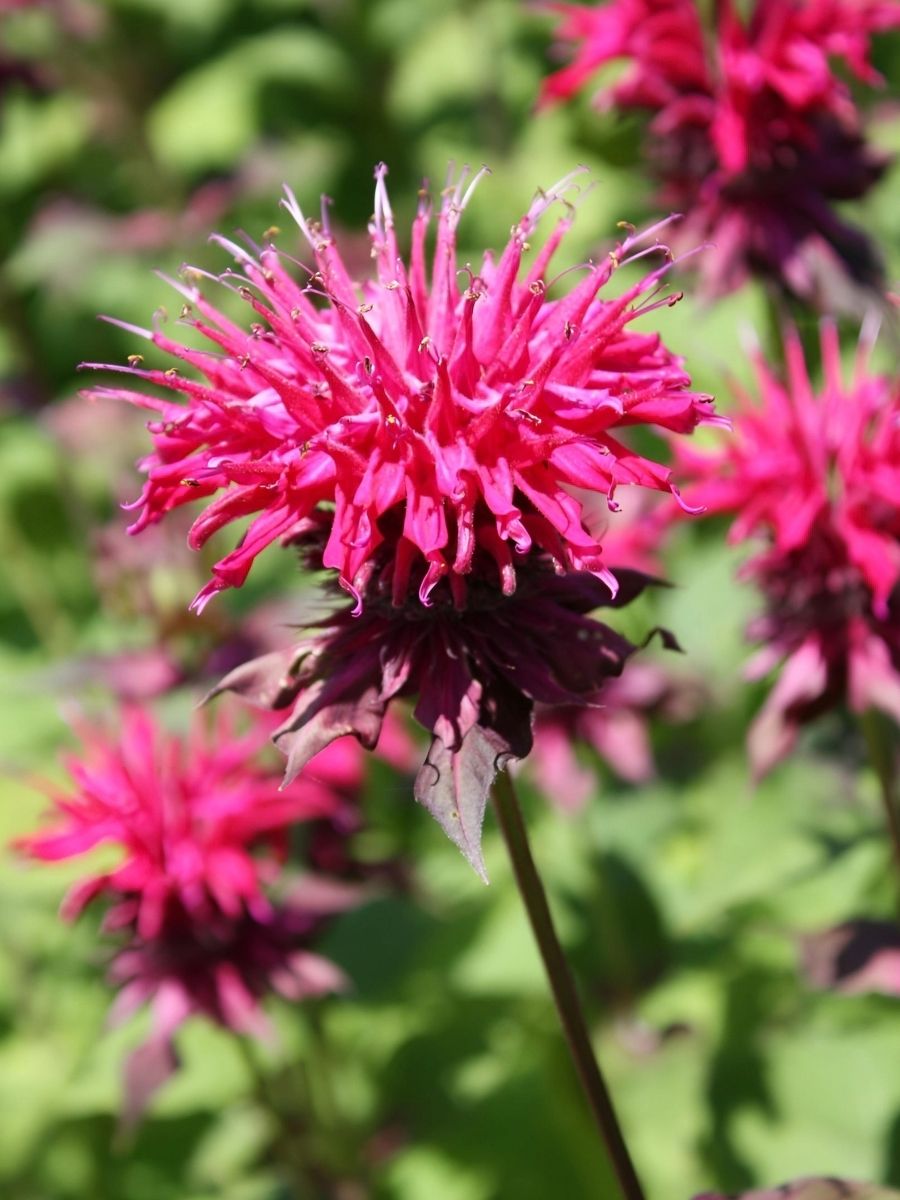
[236,1036,324,1200]
[860,711,900,895]
[491,769,646,1200]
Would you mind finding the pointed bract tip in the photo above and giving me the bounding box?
[98,314,153,340]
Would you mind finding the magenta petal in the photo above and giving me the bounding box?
[279,950,349,998]
[747,638,829,779]
[848,631,900,725]
[800,920,900,999]
[120,982,191,1130]
[121,1034,180,1133]
[283,875,365,916]
[526,720,595,813]
[589,709,655,785]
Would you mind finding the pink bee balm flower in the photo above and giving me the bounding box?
[675,321,900,775]
[20,706,348,926]
[528,659,705,810]
[17,706,359,1123]
[82,164,717,614]
[801,920,900,1000]
[540,0,900,304]
[539,0,711,110]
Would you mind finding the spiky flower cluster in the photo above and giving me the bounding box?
[84,165,717,615]
[81,166,716,871]
[541,0,900,303]
[676,321,900,774]
[18,707,359,1121]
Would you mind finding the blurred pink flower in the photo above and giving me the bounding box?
[30,183,245,274]
[676,321,900,774]
[17,706,360,1122]
[0,0,103,37]
[528,660,705,810]
[541,0,900,305]
[83,163,717,614]
[800,919,900,999]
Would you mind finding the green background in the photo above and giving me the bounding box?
[1,2,899,1197]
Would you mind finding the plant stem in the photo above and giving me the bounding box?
[236,1037,322,1200]
[491,769,646,1200]
[860,711,900,890]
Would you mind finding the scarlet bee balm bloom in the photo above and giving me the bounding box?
[84,164,717,614]
[541,1,900,304]
[21,707,345,927]
[677,321,900,775]
[18,708,358,1123]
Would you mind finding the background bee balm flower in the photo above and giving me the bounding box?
[540,0,900,307]
[82,163,718,614]
[675,321,900,776]
[16,706,360,1125]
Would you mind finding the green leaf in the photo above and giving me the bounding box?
[148,29,351,173]
[0,92,90,196]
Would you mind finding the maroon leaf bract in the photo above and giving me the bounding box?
[215,552,663,878]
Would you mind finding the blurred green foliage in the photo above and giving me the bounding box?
[1,1,900,1198]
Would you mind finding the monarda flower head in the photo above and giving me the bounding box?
[17,707,360,1123]
[675,321,900,775]
[83,163,717,615]
[540,0,900,305]
[83,166,714,874]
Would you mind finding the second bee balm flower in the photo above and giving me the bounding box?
[84,165,718,613]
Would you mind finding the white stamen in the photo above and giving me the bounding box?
[320,194,333,237]
[155,270,200,304]
[857,307,882,378]
[458,164,491,212]
[208,233,255,265]
[98,315,152,340]
[280,184,318,248]
[373,162,394,235]
[519,165,590,236]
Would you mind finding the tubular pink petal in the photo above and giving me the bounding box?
[88,166,713,610]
